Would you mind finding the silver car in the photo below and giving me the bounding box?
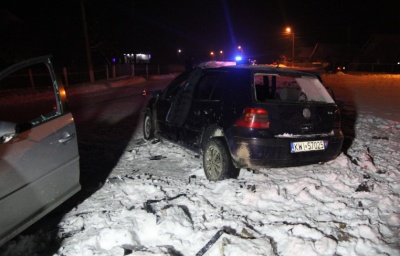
[0,56,80,246]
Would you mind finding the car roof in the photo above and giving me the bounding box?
[204,64,320,77]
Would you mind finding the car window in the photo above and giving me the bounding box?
[226,70,251,100]
[253,73,334,103]
[275,75,301,101]
[0,62,59,127]
[194,72,221,100]
[210,79,223,101]
[254,74,302,102]
[163,71,190,99]
[254,74,278,101]
[296,76,334,103]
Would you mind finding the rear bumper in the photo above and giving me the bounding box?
[229,133,343,168]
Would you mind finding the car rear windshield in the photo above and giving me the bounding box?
[253,73,334,103]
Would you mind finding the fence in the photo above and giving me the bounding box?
[60,63,185,86]
[293,62,400,74]
[8,61,399,89]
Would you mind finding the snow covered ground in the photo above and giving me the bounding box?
[1,72,400,256]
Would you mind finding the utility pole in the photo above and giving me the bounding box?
[80,0,95,83]
[292,32,295,67]
[285,27,295,67]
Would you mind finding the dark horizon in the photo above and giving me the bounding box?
[1,0,400,66]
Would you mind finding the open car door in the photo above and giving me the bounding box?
[0,56,80,246]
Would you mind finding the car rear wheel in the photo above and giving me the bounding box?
[203,138,239,181]
[143,109,154,140]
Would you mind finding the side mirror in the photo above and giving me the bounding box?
[0,121,17,144]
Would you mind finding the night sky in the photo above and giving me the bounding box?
[1,0,399,66]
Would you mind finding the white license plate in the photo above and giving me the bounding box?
[290,140,326,153]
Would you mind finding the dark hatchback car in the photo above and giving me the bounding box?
[143,62,343,181]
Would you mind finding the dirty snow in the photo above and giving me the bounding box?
[1,72,400,256]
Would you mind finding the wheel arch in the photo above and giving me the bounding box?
[200,124,241,168]
[200,124,225,151]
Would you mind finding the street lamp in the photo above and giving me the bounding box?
[286,27,295,66]
[236,45,244,62]
[238,45,243,55]
[177,49,182,61]
[219,50,224,60]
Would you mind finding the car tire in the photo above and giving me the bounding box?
[203,138,239,181]
[143,109,154,140]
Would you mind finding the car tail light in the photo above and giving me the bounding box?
[235,108,270,129]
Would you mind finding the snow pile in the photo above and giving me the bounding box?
[45,116,400,255]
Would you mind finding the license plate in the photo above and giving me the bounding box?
[291,140,326,153]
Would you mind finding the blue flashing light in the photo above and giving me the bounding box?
[235,56,242,61]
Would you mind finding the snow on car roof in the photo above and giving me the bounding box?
[197,61,237,68]
[217,64,319,77]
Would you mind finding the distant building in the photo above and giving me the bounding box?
[294,43,352,71]
[117,53,151,64]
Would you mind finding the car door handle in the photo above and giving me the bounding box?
[58,132,76,144]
